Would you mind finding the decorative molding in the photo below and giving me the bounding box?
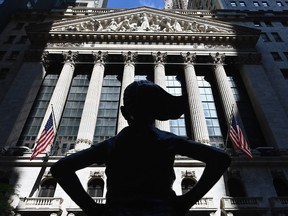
[181,52,196,64]
[47,42,83,48]
[90,170,105,178]
[210,52,225,64]
[76,138,92,145]
[92,51,108,64]
[56,13,235,34]
[122,51,138,65]
[152,51,167,64]
[181,170,196,179]
[62,51,79,64]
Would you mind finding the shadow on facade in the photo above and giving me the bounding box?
[0,1,76,215]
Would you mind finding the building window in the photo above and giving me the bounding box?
[197,76,223,148]
[253,1,260,6]
[0,68,9,80]
[7,51,19,61]
[262,1,269,6]
[281,20,288,26]
[230,1,237,6]
[276,1,284,6]
[55,74,89,155]
[260,33,271,42]
[239,1,246,6]
[228,178,246,196]
[271,32,282,42]
[38,178,57,197]
[280,69,288,79]
[253,21,261,27]
[166,76,187,136]
[94,75,121,144]
[4,35,16,44]
[264,21,272,27]
[271,52,283,61]
[17,74,58,148]
[87,178,104,197]
[181,178,196,194]
[13,23,25,30]
[17,35,28,44]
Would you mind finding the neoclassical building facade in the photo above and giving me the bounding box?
[1,5,288,216]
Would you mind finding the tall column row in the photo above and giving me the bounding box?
[38,51,236,153]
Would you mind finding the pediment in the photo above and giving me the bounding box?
[26,7,260,47]
[50,7,247,35]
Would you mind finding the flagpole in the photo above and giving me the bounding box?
[224,103,235,151]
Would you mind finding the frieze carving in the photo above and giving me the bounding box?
[55,13,235,34]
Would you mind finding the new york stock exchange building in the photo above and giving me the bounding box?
[1,5,288,216]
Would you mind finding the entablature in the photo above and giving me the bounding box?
[25,7,260,49]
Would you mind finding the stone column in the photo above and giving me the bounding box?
[37,51,78,152]
[182,52,209,143]
[117,51,137,133]
[152,52,170,131]
[210,53,237,125]
[75,51,107,151]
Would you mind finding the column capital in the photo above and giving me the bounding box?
[122,51,138,65]
[181,52,196,64]
[152,51,167,64]
[92,51,108,65]
[210,52,225,64]
[62,50,79,64]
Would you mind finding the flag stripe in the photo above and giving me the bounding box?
[30,113,55,160]
[229,115,252,158]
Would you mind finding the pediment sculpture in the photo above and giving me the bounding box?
[57,13,234,34]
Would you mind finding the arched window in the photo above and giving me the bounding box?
[181,178,196,195]
[227,178,246,197]
[38,178,57,197]
[87,178,104,197]
[273,178,288,196]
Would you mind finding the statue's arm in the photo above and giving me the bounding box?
[50,143,107,216]
[172,138,231,215]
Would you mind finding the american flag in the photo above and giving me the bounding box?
[30,113,55,160]
[229,114,253,158]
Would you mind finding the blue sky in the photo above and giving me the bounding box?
[107,0,164,9]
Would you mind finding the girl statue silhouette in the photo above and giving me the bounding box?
[51,80,231,216]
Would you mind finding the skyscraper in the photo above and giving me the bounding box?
[1,1,288,216]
